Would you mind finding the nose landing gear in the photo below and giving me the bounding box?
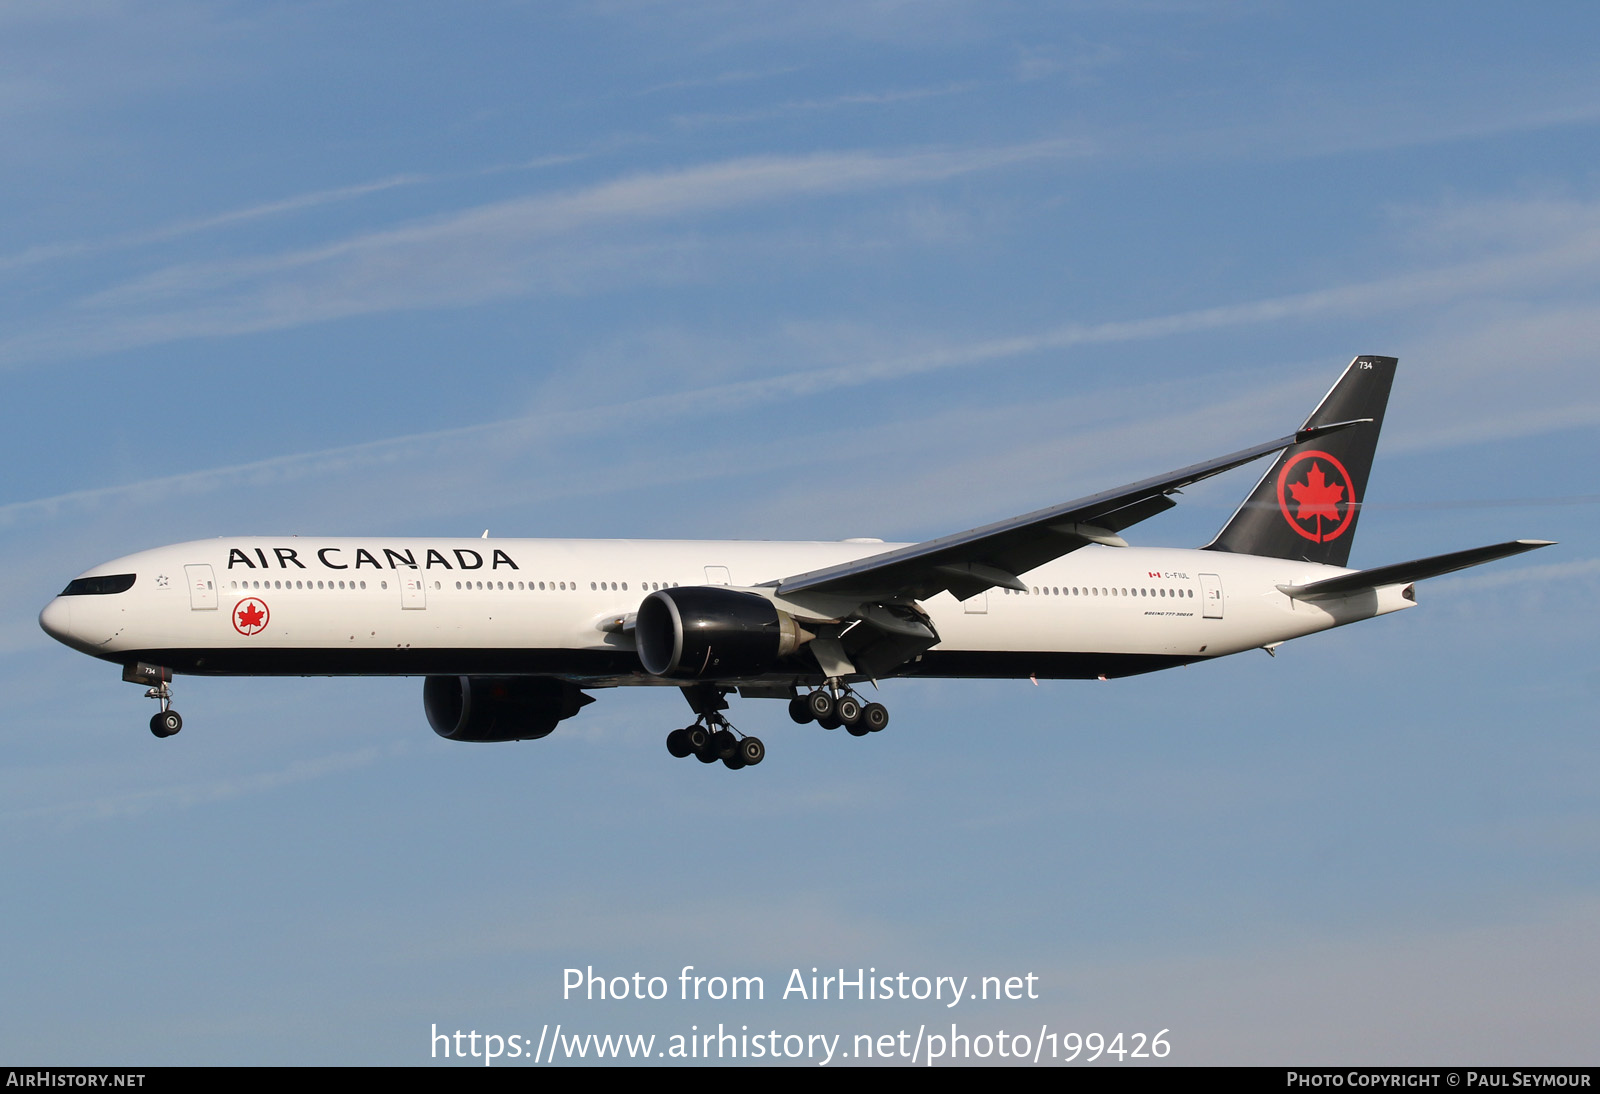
[124,663,182,739]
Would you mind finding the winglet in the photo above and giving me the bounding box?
[1294,417,1372,445]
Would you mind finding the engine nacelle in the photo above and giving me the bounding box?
[423,675,593,743]
[635,586,811,681]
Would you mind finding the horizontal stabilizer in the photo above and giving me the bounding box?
[1277,539,1555,601]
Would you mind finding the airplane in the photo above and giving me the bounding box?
[39,356,1551,770]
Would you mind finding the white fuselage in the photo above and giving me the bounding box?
[39,536,1414,685]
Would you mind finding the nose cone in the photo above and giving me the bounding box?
[39,596,73,645]
[40,596,101,655]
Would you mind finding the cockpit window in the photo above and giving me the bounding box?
[61,573,136,596]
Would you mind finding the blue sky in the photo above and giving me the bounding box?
[5,1,1598,1065]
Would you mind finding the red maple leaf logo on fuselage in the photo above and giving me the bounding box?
[233,598,269,635]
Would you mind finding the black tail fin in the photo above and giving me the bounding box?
[1204,355,1396,567]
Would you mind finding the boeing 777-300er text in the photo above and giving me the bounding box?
[40,356,1551,770]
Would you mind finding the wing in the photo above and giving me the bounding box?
[775,421,1360,603]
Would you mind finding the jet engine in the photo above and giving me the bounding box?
[423,675,594,742]
[635,586,812,681]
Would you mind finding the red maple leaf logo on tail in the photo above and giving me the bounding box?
[1288,461,1345,522]
[1276,450,1356,543]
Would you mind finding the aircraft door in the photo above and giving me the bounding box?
[962,591,988,614]
[184,564,218,610]
[1199,573,1224,619]
[401,572,427,609]
[704,566,731,585]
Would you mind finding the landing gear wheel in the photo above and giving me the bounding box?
[807,690,835,721]
[721,754,747,770]
[861,703,889,732]
[836,695,861,726]
[694,745,720,764]
[710,728,737,759]
[788,696,815,724]
[150,710,182,738]
[685,725,710,753]
[666,728,692,758]
[817,714,842,731]
[737,737,765,766]
[846,720,871,737]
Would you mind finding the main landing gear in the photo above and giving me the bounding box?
[788,684,889,738]
[665,724,765,769]
[667,685,765,771]
[662,682,887,768]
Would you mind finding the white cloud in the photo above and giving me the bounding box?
[667,80,979,129]
[0,152,595,277]
[0,139,1087,365]
[5,745,400,829]
[590,0,992,49]
[9,255,1600,538]
[1430,557,1600,596]
[637,64,805,96]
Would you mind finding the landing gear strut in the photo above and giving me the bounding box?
[665,685,764,771]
